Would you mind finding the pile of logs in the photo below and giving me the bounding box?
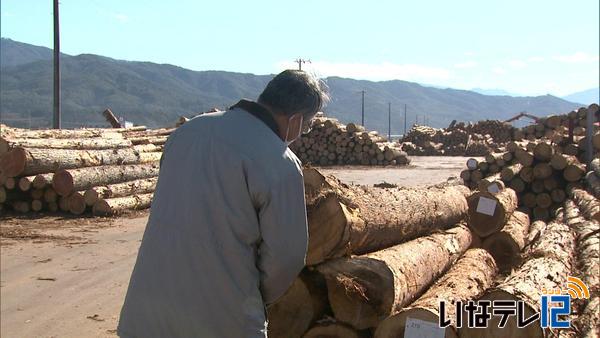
[0,124,170,215]
[266,167,599,337]
[514,104,599,141]
[461,129,600,221]
[289,116,410,166]
[400,121,511,156]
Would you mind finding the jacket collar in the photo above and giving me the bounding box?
[230,99,280,137]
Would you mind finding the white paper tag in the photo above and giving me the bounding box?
[487,183,500,194]
[404,317,445,338]
[476,196,497,216]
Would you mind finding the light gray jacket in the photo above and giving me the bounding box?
[118,108,308,338]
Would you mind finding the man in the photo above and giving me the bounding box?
[118,70,328,337]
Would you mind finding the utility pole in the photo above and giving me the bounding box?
[294,58,311,70]
[415,114,418,125]
[53,0,61,129]
[359,90,366,126]
[404,104,407,136]
[388,102,391,141]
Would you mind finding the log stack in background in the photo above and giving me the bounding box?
[461,117,600,222]
[289,115,410,166]
[0,124,168,216]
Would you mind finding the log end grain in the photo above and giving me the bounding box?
[68,193,87,215]
[52,169,74,197]
[0,147,26,177]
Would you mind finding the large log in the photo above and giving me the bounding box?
[316,224,472,329]
[52,163,160,197]
[590,158,600,176]
[573,296,600,338]
[500,163,523,181]
[83,177,158,206]
[0,147,162,177]
[460,216,575,338]
[267,272,327,338]
[466,188,518,237]
[570,188,600,222]
[0,128,124,139]
[563,156,586,182]
[306,175,469,265]
[374,249,497,338]
[481,210,530,271]
[1,137,133,150]
[92,193,154,215]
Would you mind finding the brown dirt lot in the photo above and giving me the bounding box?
[0,156,472,337]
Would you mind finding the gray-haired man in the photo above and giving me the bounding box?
[118,70,328,337]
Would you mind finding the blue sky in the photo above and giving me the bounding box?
[1,0,598,96]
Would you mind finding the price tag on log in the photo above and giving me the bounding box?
[404,317,445,338]
[476,196,497,216]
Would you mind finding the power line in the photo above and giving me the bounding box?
[294,58,311,70]
[53,0,61,129]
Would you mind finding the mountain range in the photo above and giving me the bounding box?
[0,38,591,135]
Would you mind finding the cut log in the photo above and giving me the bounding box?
[0,186,5,203]
[33,173,53,189]
[514,149,534,167]
[481,211,530,271]
[519,166,534,183]
[460,218,575,338]
[590,158,600,176]
[535,193,552,209]
[374,248,497,338]
[58,196,69,212]
[532,162,553,180]
[466,188,518,237]
[466,158,478,170]
[83,177,158,206]
[30,188,44,200]
[18,175,35,191]
[500,163,523,181]
[68,192,87,215]
[526,220,546,245]
[44,188,58,203]
[1,137,133,150]
[316,224,472,329]
[31,200,43,212]
[92,193,154,215]
[303,323,363,338]
[267,271,327,338]
[533,142,554,162]
[53,162,160,197]
[550,153,568,170]
[563,156,586,182]
[532,207,551,221]
[508,177,525,193]
[0,128,124,139]
[0,146,162,177]
[573,296,600,338]
[306,174,469,265]
[4,177,16,190]
[570,188,600,222]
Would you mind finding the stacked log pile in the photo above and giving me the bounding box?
[461,127,600,221]
[0,124,169,215]
[400,123,503,156]
[268,167,599,337]
[289,116,410,166]
[514,104,599,141]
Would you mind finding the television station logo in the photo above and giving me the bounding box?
[438,276,590,329]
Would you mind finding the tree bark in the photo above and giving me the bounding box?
[67,192,87,215]
[460,218,575,338]
[481,211,530,271]
[33,173,53,189]
[53,163,160,197]
[306,174,469,265]
[1,137,133,150]
[92,193,153,215]
[500,163,523,181]
[564,199,599,293]
[0,146,162,177]
[316,224,472,329]
[83,177,158,206]
[466,188,518,237]
[569,188,600,222]
[374,249,497,338]
[563,156,586,182]
[573,296,600,338]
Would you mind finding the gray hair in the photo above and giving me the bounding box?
[258,70,329,118]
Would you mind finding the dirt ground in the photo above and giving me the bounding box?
[0,156,472,338]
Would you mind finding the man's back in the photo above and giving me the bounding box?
[117,108,308,338]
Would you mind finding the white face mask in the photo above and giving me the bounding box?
[284,114,303,146]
